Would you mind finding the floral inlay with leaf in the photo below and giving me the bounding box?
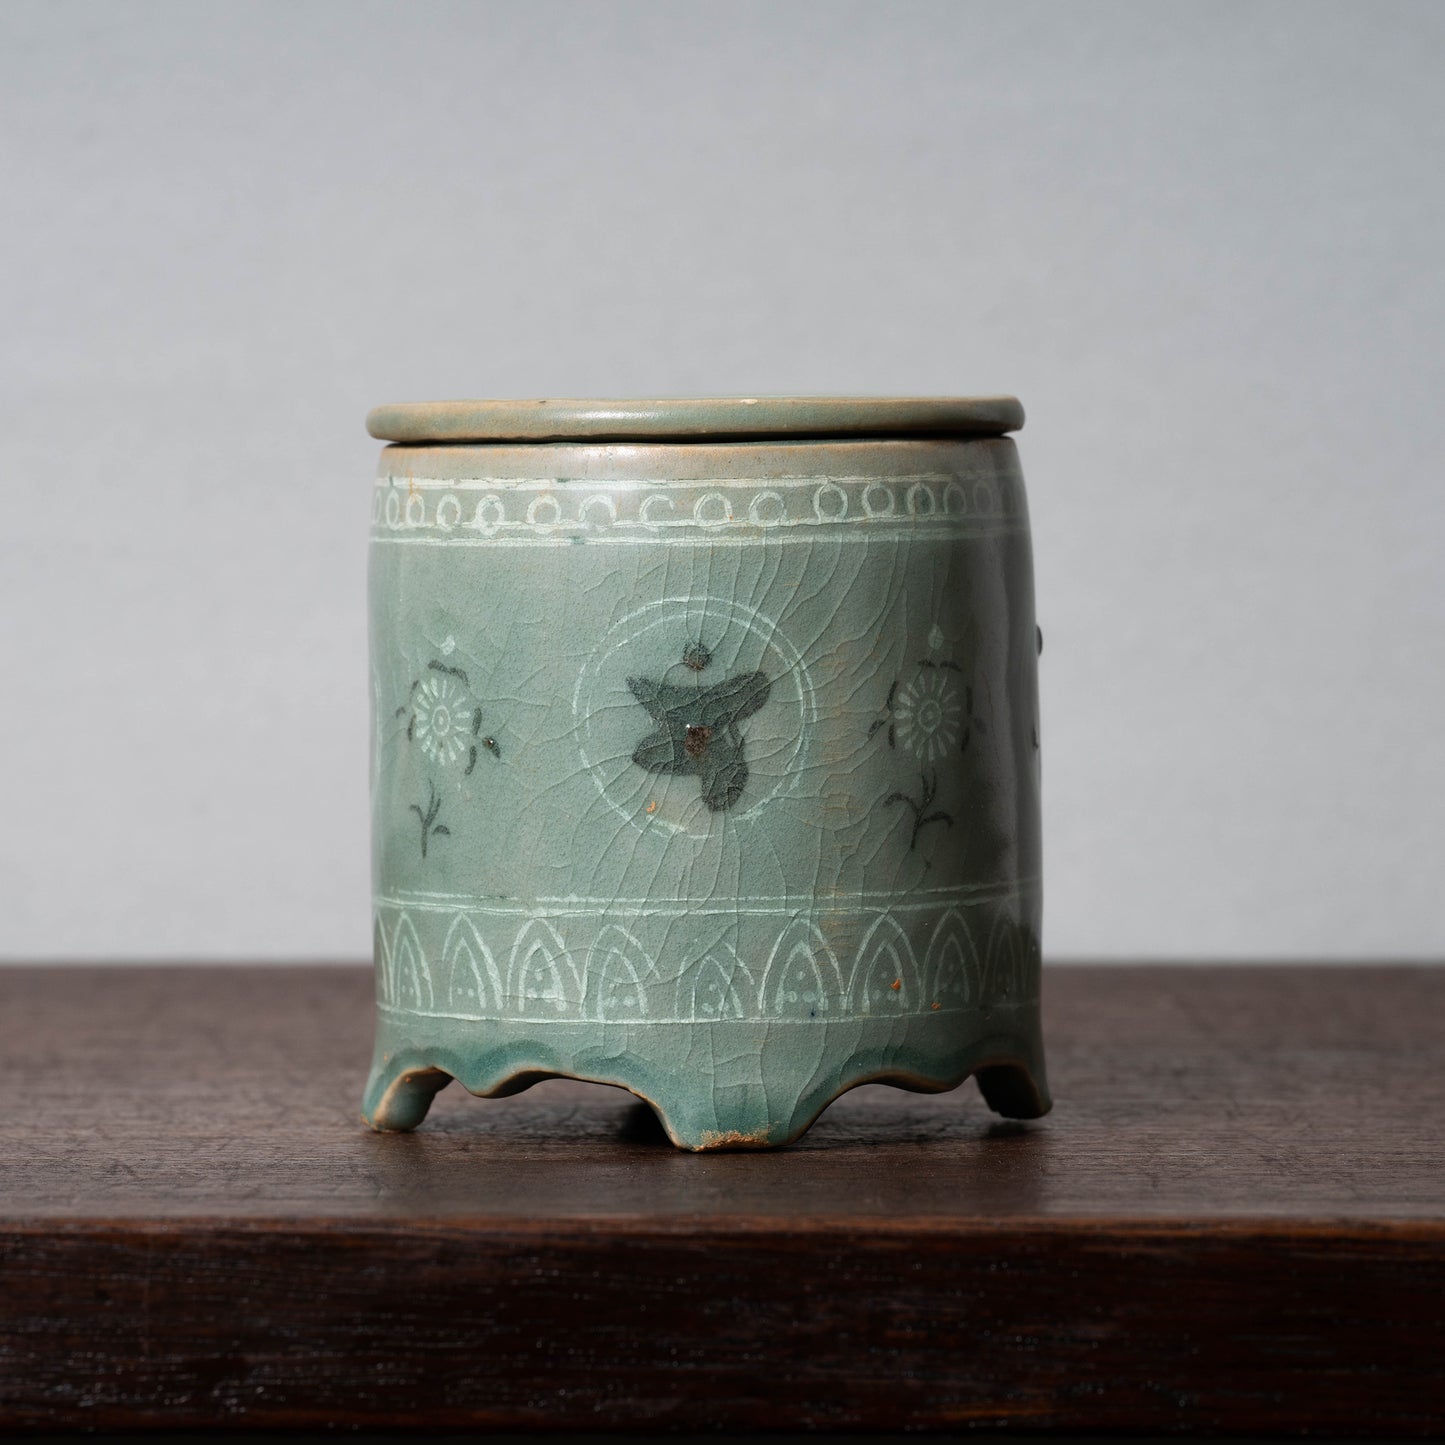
[394,651,501,860]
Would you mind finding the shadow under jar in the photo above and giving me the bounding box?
[362,397,1049,1149]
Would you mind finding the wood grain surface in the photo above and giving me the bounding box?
[1,963,1441,1434]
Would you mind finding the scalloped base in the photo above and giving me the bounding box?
[361,1006,1050,1150]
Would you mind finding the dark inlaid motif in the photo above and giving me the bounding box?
[627,643,771,812]
[884,769,953,851]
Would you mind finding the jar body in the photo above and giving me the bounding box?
[363,434,1048,1147]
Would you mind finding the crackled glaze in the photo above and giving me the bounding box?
[362,403,1049,1149]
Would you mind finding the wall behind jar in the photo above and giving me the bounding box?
[1,0,1440,960]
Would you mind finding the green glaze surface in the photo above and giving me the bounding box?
[363,409,1049,1149]
[366,394,1025,444]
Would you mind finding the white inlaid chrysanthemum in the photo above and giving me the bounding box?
[893,669,962,761]
[412,674,471,768]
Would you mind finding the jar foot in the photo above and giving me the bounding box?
[976,1059,1051,1119]
[362,1060,452,1132]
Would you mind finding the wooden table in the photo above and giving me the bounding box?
[1,964,1441,1435]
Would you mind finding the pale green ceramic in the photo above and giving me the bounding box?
[362,398,1049,1148]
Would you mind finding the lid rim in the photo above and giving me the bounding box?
[366,396,1024,444]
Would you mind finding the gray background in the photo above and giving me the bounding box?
[2,0,1441,961]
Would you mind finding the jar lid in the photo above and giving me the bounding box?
[366,395,1024,443]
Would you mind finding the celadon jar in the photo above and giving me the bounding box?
[362,397,1049,1149]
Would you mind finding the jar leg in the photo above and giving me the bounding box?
[975,1059,1051,1119]
[362,1060,452,1132]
